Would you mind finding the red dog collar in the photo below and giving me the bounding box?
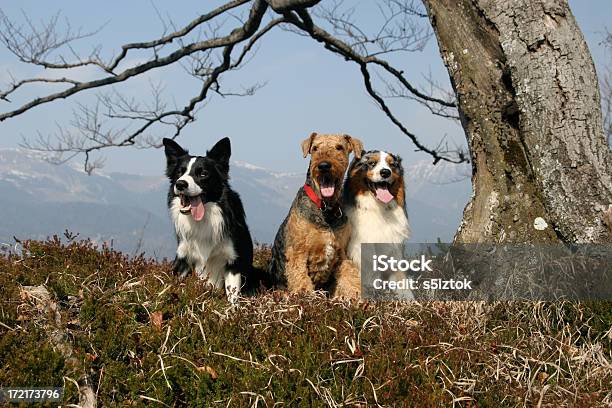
[303,183,322,209]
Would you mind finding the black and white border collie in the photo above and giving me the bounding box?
[163,137,254,303]
[344,150,412,297]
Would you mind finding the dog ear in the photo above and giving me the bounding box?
[344,135,364,159]
[301,132,318,158]
[162,138,187,161]
[207,137,231,164]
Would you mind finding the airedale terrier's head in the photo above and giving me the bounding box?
[301,132,363,203]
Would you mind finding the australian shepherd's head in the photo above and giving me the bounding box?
[301,132,363,205]
[162,137,231,221]
[344,150,406,208]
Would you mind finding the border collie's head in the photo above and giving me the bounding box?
[163,137,231,221]
[301,132,363,203]
[346,150,405,207]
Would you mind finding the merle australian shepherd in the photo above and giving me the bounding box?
[343,150,412,298]
[163,137,255,302]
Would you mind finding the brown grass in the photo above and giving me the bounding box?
[0,236,610,407]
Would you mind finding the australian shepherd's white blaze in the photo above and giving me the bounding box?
[344,150,413,299]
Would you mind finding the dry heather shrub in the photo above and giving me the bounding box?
[0,237,610,406]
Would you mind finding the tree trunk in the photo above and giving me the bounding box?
[423,0,612,243]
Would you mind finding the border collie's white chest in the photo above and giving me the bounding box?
[169,197,235,287]
[346,194,411,266]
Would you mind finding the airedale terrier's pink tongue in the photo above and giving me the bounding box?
[320,181,335,198]
[375,186,394,203]
[190,196,205,221]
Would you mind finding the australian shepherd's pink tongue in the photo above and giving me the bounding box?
[189,196,205,221]
[375,186,394,204]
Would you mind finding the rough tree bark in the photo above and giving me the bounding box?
[423,0,612,243]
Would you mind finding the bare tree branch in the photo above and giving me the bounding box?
[1,0,469,170]
[287,2,456,107]
[382,69,460,120]
[282,7,466,163]
[0,9,107,70]
[0,76,81,102]
[266,0,322,12]
[0,0,268,122]
[16,1,274,172]
[315,0,431,57]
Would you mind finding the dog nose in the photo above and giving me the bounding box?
[380,168,391,178]
[175,180,188,191]
[318,161,332,172]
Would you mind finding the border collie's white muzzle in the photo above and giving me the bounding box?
[174,158,205,221]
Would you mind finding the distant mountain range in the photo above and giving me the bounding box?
[0,148,471,259]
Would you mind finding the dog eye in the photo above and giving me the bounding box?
[198,169,208,178]
[367,161,376,167]
[336,144,344,151]
[312,146,318,152]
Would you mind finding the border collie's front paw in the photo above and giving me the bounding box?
[224,271,242,304]
[172,257,192,280]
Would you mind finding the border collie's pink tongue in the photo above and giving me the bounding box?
[321,183,335,198]
[190,196,205,221]
[375,186,394,204]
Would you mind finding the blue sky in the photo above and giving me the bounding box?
[0,0,610,175]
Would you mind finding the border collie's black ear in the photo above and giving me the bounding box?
[163,138,187,160]
[207,137,231,164]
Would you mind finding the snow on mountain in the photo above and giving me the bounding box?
[0,149,471,258]
[405,159,472,191]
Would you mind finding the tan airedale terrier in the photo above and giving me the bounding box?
[267,132,363,298]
